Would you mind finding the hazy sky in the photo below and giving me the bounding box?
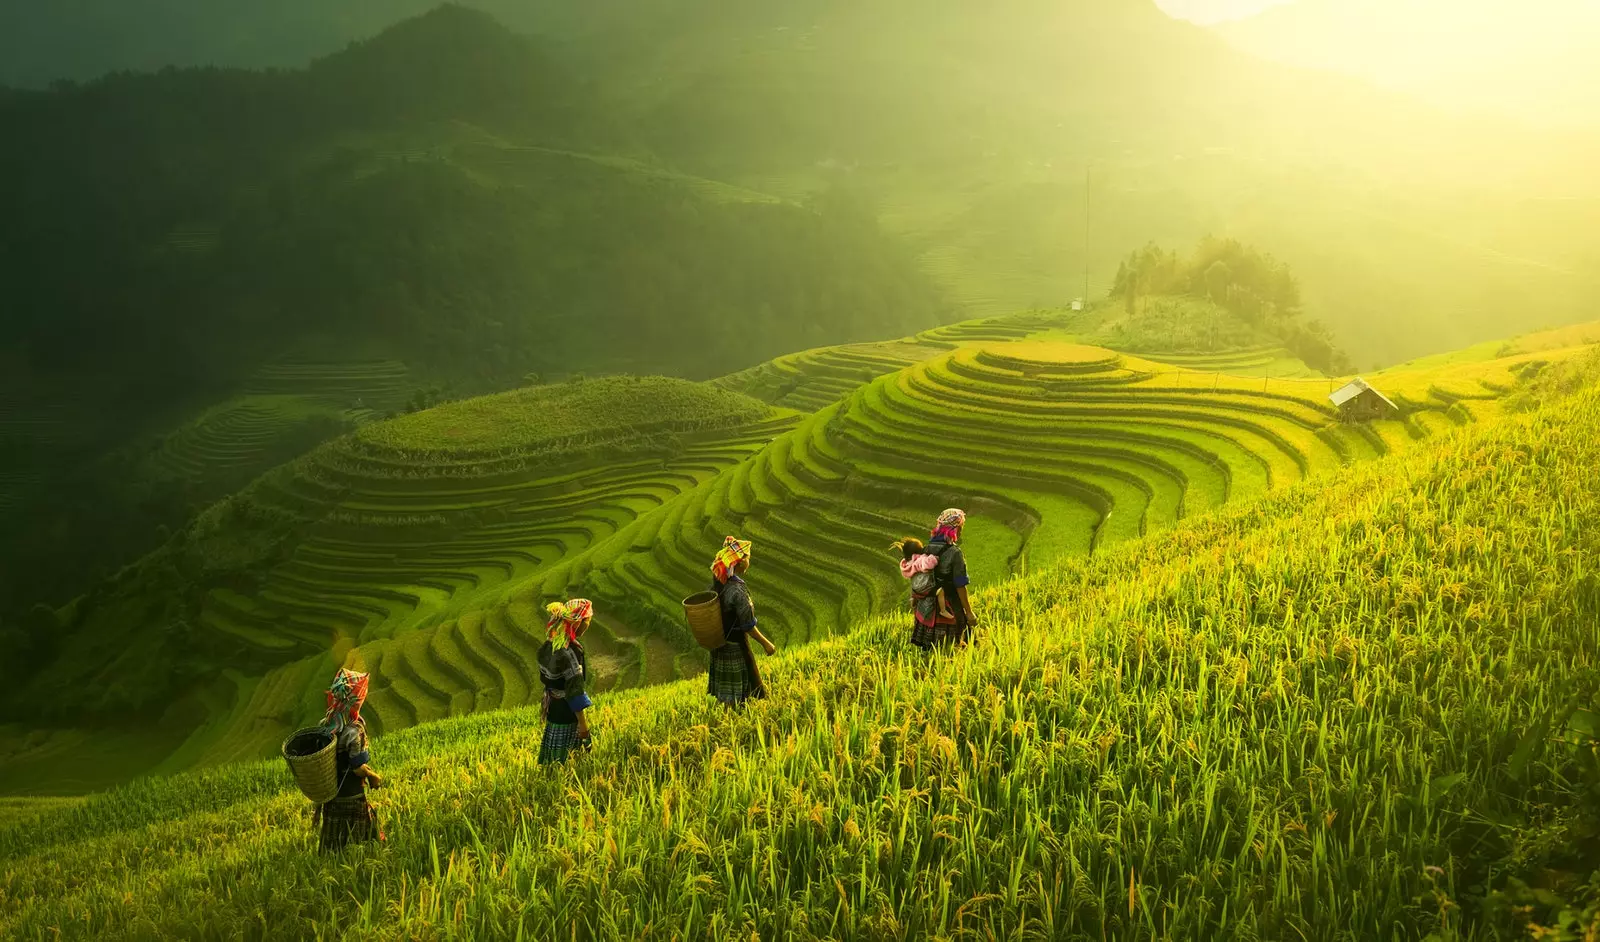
[1156,0,1296,24]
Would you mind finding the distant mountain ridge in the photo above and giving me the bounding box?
[0,4,949,624]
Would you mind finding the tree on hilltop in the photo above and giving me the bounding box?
[1112,238,1352,372]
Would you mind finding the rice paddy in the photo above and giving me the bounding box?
[145,358,416,494]
[21,312,1579,797]
[157,378,793,760]
[556,334,1532,664]
[4,376,1597,940]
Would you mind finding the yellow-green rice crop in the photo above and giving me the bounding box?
[4,381,1597,940]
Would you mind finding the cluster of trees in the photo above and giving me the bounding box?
[1112,238,1353,373]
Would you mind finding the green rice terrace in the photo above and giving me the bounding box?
[7,309,1584,804]
[2,361,1599,939]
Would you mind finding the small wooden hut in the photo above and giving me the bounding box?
[1329,377,1398,422]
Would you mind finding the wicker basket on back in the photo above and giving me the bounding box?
[282,727,338,803]
[683,591,726,650]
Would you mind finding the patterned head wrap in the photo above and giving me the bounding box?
[544,598,594,650]
[321,668,369,732]
[932,507,967,543]
[711,536,753,582]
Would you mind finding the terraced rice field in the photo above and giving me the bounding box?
[13,376,1599,941]
[1136,344,1323,378]
[147,359,415,490]
[203,417,795,652]
[716,312,1069,413]
[540,339,1520,665]
[149,397,328,483]
[717,341,948,412]
[180,378,796,744]
[241,357,410,411]
[133,322,1567,768]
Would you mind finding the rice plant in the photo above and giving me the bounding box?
[3,380,1596,940]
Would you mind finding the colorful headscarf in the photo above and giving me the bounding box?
[932,507,967,543]
[544,598,594,650]
[711,536,753,582]
[321,668,369,732]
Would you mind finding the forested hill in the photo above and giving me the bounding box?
[0,4,948,622]
[0,4,946,398]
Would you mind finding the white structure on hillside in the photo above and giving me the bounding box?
[1329,377,1398,421]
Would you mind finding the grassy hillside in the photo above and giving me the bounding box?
[2,372,1597,939]
[11,309,1575,797]
[5,377,777,717]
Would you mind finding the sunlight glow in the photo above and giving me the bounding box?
[1215,0,1600,127]
[1155,0,1297,25]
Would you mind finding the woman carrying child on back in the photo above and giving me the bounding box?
[538,598,596,764]
[894,507,978,650]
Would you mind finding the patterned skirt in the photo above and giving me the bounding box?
[317,796,378,853]
[708,640,765,706]
[539,722,588,765]
[910,614,966,651]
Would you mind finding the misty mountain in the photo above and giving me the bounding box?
[0,5,948,618]
[522,0,1599,364]
[6,1,1596,364]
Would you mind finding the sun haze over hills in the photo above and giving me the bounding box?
[2,0,1598,709]
[1155,0,1294,24]
[3,2,1600,935]
[1217,0,1600,129]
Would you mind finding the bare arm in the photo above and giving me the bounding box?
[355,764,384,789]
[750,626,776,656]
[957,586,975,622]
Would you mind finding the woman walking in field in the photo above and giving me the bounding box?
[901,508,978,649]
[314,667,385,853]
[538,598,596,764]
[707,536,777,707]
[893,536,953,650]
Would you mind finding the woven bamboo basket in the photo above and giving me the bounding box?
[683,591,725,651]
[282,727,338,803]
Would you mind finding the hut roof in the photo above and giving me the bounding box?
[1329,377,1398,411]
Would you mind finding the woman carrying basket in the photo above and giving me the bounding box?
[707,536,776,707]
[314,667,385,853]
[538,598,596,764]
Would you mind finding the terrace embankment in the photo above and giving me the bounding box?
[4,375,1598,939]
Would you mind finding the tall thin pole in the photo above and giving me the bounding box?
[1083,164,1091,305]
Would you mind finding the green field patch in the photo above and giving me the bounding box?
[354,376,767,457]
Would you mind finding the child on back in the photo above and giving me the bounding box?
[894,537,953,651]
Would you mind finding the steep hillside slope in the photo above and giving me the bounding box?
[2,374,1597,939]
[9,311,1573,795]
